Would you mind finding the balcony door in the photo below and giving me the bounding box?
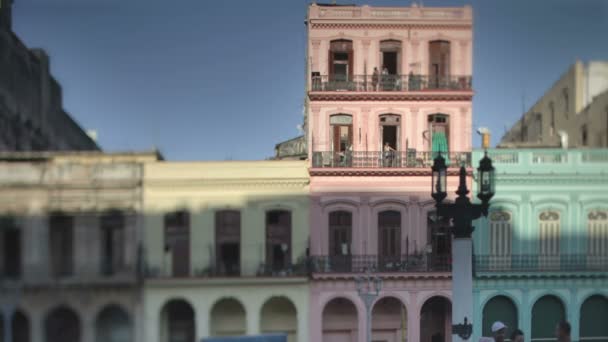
[429,40,450,88]
[164,211,190,277]
[266,210,292,273]
[378,211,401,271]
[539,211,560,270]
[380,114,401,167]
[215,210,241,276]
[329,211,352,272]
[380,40,401,90]
[330,114,353,166]
[329,40,353,83]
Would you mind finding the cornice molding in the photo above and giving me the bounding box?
[475,271,608,280]
[308,92,473,102]
[309,168,469,177]
[496,174,608,185]
[146,178,310,189]
[310,23,472,30]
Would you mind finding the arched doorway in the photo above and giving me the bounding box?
[482,296,517,337]
[210,298,246,337]
[45,306,80,342]
[420,296,451,342]
[531,295,565,342]
[13,310,30,342]
[160,299,195,342]
[261,297,297,342]
[580,295,608,342]
[96,305,132,342]
[372,297,407,342]
[322,297,358,342]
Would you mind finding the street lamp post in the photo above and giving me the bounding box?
[356,269,383,342]
[431,152,495,342]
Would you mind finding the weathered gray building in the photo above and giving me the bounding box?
[0,1,99,152]
[0,150,160,342]
[499,60,608,148]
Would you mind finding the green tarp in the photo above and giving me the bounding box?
[432,131,450,165]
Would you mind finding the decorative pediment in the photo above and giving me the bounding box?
[490,211,511,222]
[588,210,608,221]
[539,211,560,221]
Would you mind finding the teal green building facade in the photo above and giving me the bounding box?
[471,149,608,342]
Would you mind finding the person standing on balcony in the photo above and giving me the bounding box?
[372,67,379,91]
[556,321,571,342]
[384,142,395,167]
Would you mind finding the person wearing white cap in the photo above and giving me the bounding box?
[491,321,507,342]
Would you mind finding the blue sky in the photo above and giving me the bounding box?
[12,0,608,160]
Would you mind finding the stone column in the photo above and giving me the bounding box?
[407,296,421,342]
[459,40,469,76]
[451,238,473,342]
[246,301,261,335]
[296,296,308,342]
[309,291,323,342]
[30,309,44,342]
[81,309,96,342]
[410,108,419,150]
[195,299,210,339]
[311,39,321,74]
[361,107,370,152]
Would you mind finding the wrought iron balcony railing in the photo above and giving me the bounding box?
[309,254,451,274]
[312,151,471,168]
[474,254,608,273]
[144,258,309,279]
[310,74,472,92]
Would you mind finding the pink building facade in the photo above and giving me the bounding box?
[306,4,474,342]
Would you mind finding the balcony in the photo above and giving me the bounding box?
[474,254,608,275]
[310,75,472,93]
[311,151,471,169]
[144,256,309,280]
[309,254,451,274]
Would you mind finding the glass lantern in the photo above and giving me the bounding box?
[432,153,448,203]
[477,152,495,203]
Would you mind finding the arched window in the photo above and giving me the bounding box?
[539,210,560,270]
[531,295,565,342]
[580,295,608,342]
[164,210,190,277]
[215,210,241,276]
[482,296,517,337]
[428,40,451,88]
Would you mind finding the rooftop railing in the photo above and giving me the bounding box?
[310,75,472,92]
[472,149,608,172]
[474,254,608,273]
[311,151,471,168]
